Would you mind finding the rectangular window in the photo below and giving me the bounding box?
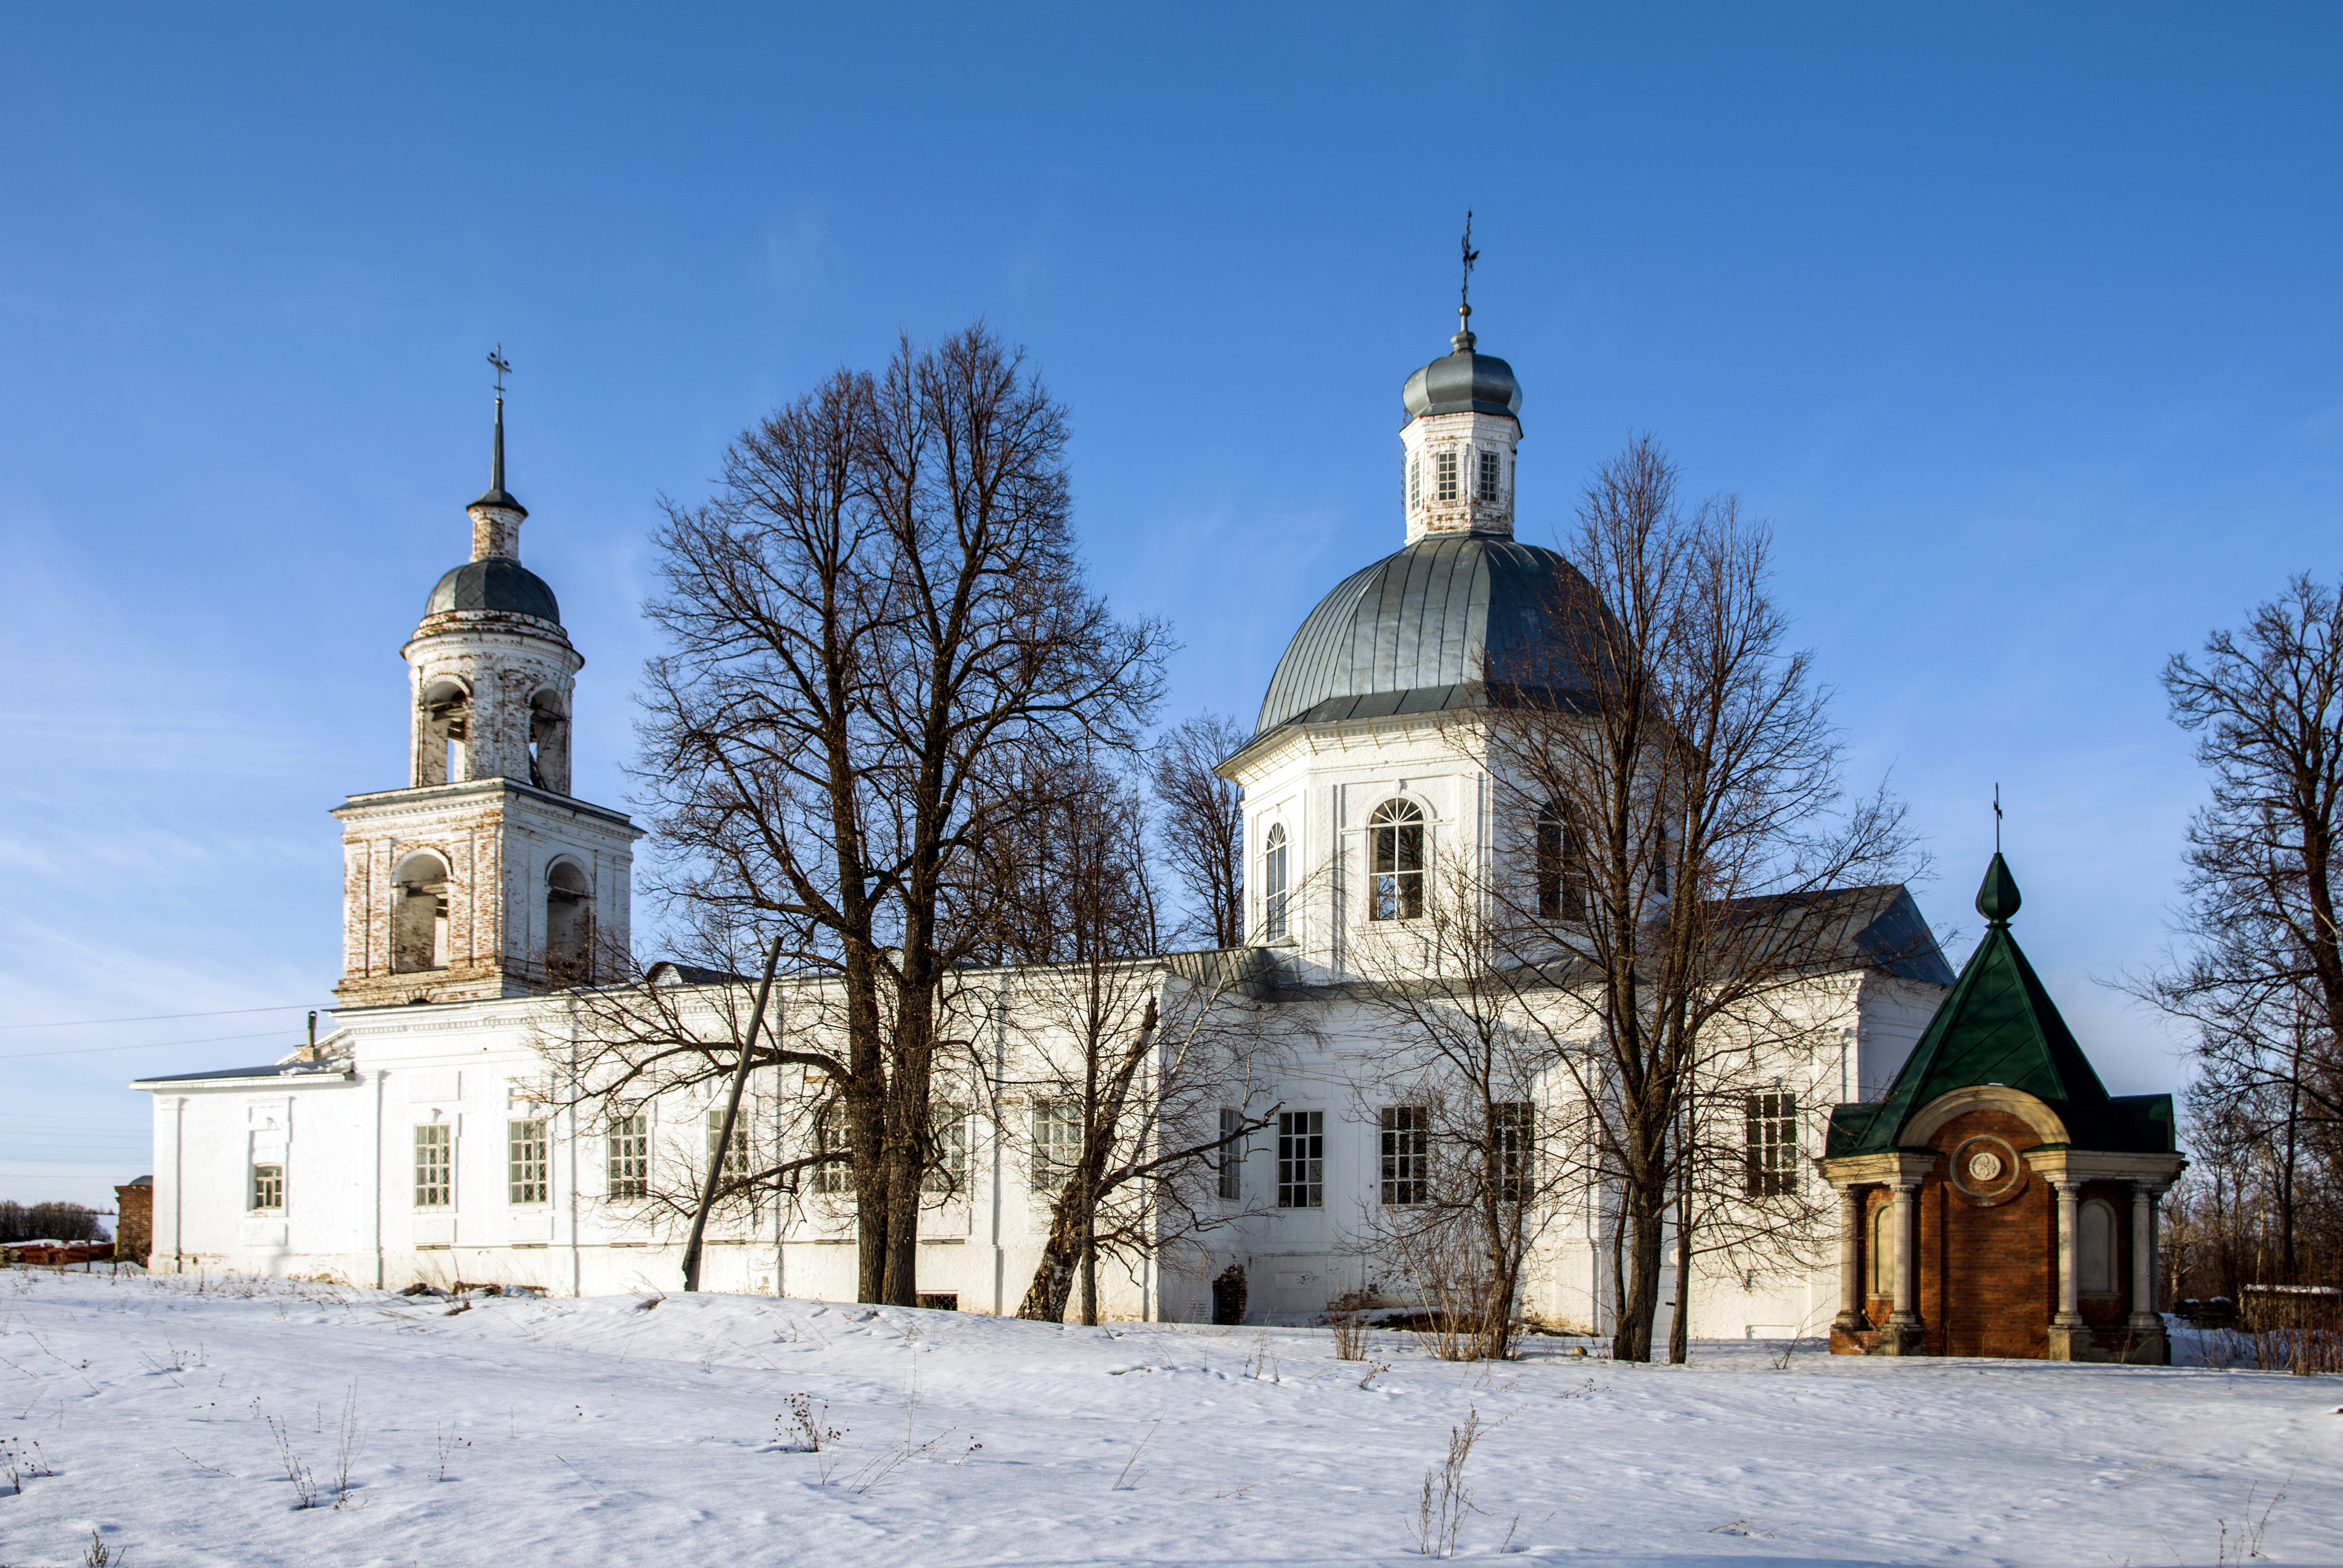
[1379,1106,1427,1206]
[811,1102,852,1195]
[1492,1101,1532,1203]
[1477,449,1500,503]
[414,1124,451,1208]
[1408,454,1421,508]
[1033,1100,1082,1195]
[924,1103,968,1195]
[250,1162,284,1213]
[1263,825,1289,940]
[1744,1092,1798,1197]
[1276,1110,1324,1209]
[1435,449,1459,501]
[706,1109,747,1183]
[606,1115,649,1201]
[1217,1108,1244,1201]
[508,1118,549,1205]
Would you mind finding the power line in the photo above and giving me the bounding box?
[0,1004,325,1032]
[0,1029,295,1063]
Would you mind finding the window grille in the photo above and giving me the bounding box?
[1368,799,1425,921]
[923,1103,968,1196]
[1408,455,1421,508]
[1034,1100,1083,1195]
[1435,450,1459,501]
[414,1124,452,1208]
[606,1115,649,1201]
[1217,1108,1244,1201]
[1744,1092,1797,1197]
[250,1163,283,1213]
[1263,824,1289,940]
[508,1118,549,1205]
[705,1109,748,1184]
[1492,1101,1532,1202]
[1477,449,1500,502]
[811,1103,852,1195]
[1535,805,1586,922]
[1379,1106,1427,1205]
[1276,1110,1323,1208]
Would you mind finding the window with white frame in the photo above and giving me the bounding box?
[508,1118,549,1204]
[414,1124,452,1208]
[250,1162,284,1213]
[1535,803,1586,922]
[706,1108,747,1183]
[1263,823,1289,940]
[1379,1106,1428,1205]
[1434,449,1459,501]
[1034,1100,1082,1195]
[1368,799,1426,921]
[1492,1101,1532,1202]
[811,1102,852,1195]
[606,1114,649,1200]
[1743,1092,1797,1197]
[1277,1110,1324,1208]
[1408,454,1421,509]
[1217,1108,1244,1201]
[1477,449,1500,502]
[924,1102,968,1196]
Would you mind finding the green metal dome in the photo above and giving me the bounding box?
[423,558,561,626]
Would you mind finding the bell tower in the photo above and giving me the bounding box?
[331,362,640,1007]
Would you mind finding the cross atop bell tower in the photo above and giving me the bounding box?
[329,358,640,1008]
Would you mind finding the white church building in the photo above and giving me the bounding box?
[135,310,1952,1338]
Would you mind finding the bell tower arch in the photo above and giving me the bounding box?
[331,373,640,1006]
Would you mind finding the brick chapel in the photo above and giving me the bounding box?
[1822,854,2186,1361]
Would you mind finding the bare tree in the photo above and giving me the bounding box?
[1479,433,1919,1361]
[2142,575,2343,1288]
[1340,853,1590,1359]
[631,324,1166,1304]
[1151,712,1248,948]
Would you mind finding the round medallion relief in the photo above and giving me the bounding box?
[1948,1134,2026,1205]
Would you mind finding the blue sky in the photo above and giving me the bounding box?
[2,5,2337,1209]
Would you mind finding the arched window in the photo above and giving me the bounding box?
[1262,824,1289,939]
[416,681,471,787]
[545,860,593,980]
[1368,799,1425,921]
[2078,1197,2118,1294]
[1535,804,1588,922]
[528,690,570,795]
[1869,1198,1895,1297]
[390,852,450,974]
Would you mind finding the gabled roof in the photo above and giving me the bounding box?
[1707,883,1956,987]
[1827,853,2173,1158]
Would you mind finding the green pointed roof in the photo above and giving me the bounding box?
[1827,854,2174,1157]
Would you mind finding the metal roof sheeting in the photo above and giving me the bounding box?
[1253,536,1596,735]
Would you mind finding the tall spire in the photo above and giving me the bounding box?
[1454,212,1480,351]
[468,344,526,534]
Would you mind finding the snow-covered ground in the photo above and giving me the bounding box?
[0,1268,2334,1566]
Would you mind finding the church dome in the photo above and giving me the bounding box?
[1401,342,1522,421]
[1254,535,1598,734]
[423,558,562,626]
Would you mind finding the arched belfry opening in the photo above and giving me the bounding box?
[415,680,472,787]
[390,852,451,974]
[528,689,571,795]
[545,859,593,980]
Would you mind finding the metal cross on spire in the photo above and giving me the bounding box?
[1455,212,1481,348]
[1993,783,2003,852]
[487,344,512,395]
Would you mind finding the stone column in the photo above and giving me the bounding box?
[2051,1179,2084,1327]
[2126,1183,2170,1363]
[1834,1185,1866,1333]
[1881,1179,1921,1353]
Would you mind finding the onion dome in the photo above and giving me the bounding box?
[424,558,562,625]
[1254,535,1599,733]
[1401,328,1522,421]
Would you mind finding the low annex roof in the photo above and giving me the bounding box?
[1826,854,2174,1159]
[129,1059,353,1088]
